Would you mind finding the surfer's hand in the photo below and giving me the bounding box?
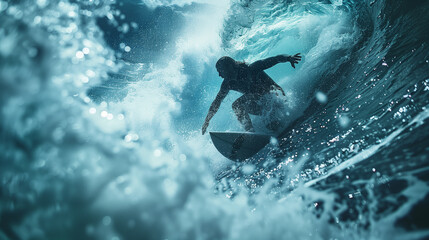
[271,85,286,96]
[202,121,209,135]
[288,53,302,68]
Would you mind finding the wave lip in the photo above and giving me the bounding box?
[1,0,429,239]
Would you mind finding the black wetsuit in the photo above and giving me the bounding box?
[220,55,286,131]
[220,63,278,95]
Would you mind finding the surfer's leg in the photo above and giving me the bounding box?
[232,95,262,132]
[232,96,254,132]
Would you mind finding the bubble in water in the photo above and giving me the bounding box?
[82,47,90,54]
[124,132,139,142]
[315,91,328,104]
[75,51,84,59]
[154,149,162,157]
[68,11,77,18]
[33,15,42,24]
[270,137,278,145]
[102,216,111,226]
[179,154,187,161]
[242,164,255,175]
[81,75,89,83]
[86,70,95,77]
[36,0,47,8]
[124,135,132,142]
[131,22,138,29]
[124,46,131,52]
[338,115,350,128]
[89,107,96,114]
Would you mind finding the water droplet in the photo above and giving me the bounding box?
[242,164,255,175]
[315,91,328,104]
[124,132,139,142]
[82,47,90,54]
[86,70,95,77]
[270,137,278,145]
[124,135,132,142]
[36,0,47,7]
[76,51,84,59]
[154,149,162,157]
[338,115,350,128]
[102,216,111,226]
[81,75,89,83]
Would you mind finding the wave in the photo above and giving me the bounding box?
[1,0,429,239]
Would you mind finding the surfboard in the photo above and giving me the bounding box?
[209,131,272,161]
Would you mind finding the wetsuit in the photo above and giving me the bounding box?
[220,55,286,131]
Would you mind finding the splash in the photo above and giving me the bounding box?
[1,0,429,239]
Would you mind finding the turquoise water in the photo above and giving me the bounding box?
[1,0,429,239]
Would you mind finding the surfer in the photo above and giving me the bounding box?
[202,54,301,135]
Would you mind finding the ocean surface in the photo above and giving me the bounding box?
[1,0,429,239]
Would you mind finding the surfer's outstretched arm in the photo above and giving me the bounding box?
[249,53,302,71]
[202,87,229,135]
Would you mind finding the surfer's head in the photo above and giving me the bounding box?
[216,56,236,78]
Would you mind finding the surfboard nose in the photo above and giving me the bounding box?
[209,132,272,161]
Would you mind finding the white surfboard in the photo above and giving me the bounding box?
[209,131,272,161]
